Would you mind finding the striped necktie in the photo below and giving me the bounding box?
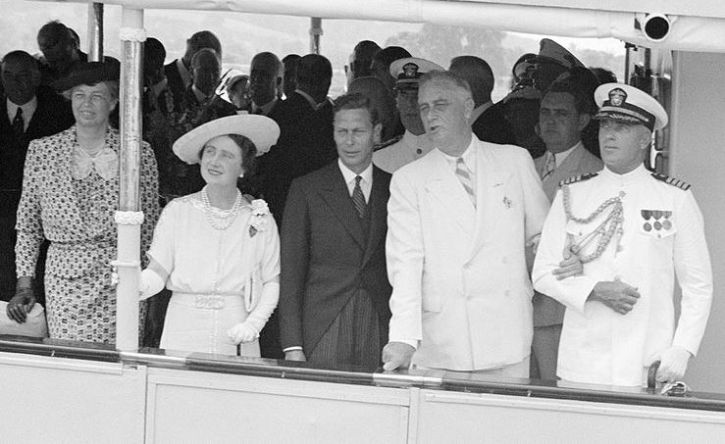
[455,157,476,207]
[352,175,366,218]
[541,151,556,180]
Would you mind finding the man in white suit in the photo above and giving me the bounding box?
[382,71,550,375]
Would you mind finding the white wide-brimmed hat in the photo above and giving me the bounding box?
[172,114,280,165]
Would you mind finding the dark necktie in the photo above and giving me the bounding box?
[352,175,366,218]
[13,107,24,135]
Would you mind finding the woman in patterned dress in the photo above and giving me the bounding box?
[139,115,280,356]
[6,61,159,345]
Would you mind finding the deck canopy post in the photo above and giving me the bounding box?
[115,6,145,351]
[86,2,104,61]
[309,17,322,54]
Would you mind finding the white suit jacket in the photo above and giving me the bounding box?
[386,137,549,371]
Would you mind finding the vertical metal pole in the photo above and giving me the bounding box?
[624,43,633,85]
[310,17,322,54]
[87,2,104,61]
[116,7,145,352]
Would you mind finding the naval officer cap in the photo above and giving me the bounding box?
[533,38,585,70]
[594,83,668,131]
[389,57,444,90]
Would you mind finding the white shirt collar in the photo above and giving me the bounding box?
[7,96,38,131]
[552,140,582,167]
[338,158,373,184]
[600,163,649,186]
[440,136,477,172]
[338,158,374,201]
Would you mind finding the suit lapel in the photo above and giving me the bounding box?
[317,164,365,249]
[469,141,508,260]
[424,150,475,235]
[361,167,388,266]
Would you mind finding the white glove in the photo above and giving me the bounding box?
[139,268,165,300]
[656,346,692,383]
[227,321,259,345]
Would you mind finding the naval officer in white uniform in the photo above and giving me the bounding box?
[532,83,713,387]
[373,58,443,174]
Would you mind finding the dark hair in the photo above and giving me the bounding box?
[37,20,73,47]
[2,50,40,72]
[144,37,166,70]
[544,67,599,115]
[188,30,222,57]
[282,54,301,65]
[198,134,257,176]
[373,46,412,67]
[333,93,379,126]
[296,54,332,86]
[191,48,220,68]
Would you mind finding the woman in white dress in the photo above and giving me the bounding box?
[140,115,280,356]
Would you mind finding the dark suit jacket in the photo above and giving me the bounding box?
[278,162,392,353]
[164,59,188,109]
[0,87,74,216]
[258,92,336,222]
[0,86,74,301]
[472,101,517,145]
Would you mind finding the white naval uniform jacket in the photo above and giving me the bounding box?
[532,165,712,387]
[373,130,435,174]
[386,137,549,371]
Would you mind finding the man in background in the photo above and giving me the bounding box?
[0,50,73,304]
[373,57,443,174]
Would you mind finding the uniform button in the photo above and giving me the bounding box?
[416,148,422,155]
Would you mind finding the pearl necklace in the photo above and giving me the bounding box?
[200,186,243,231]
[563,185,625,263]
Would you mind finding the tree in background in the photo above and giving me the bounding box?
[386,24,507,75]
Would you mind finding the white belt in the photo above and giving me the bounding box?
[172,292,243,310]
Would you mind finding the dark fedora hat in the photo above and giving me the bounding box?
[52,57,121,92]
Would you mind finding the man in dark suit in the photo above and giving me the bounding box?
[259,53,336,221]
[449,55,516,145]
[278,93,392,369]
[0,50,74,303]
[164,30,221,107]
[256,54,337,359]
[249,52,282,116]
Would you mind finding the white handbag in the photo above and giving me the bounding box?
[0,301,49,338]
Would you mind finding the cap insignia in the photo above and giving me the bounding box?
[609,88,627,107]
[402,63,419,78]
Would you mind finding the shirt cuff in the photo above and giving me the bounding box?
[283,346,303,352]
[392,339,419,350]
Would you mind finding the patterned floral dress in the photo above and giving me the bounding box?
[15,126,159,344]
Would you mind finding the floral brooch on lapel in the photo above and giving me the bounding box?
[249,199,270,238]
